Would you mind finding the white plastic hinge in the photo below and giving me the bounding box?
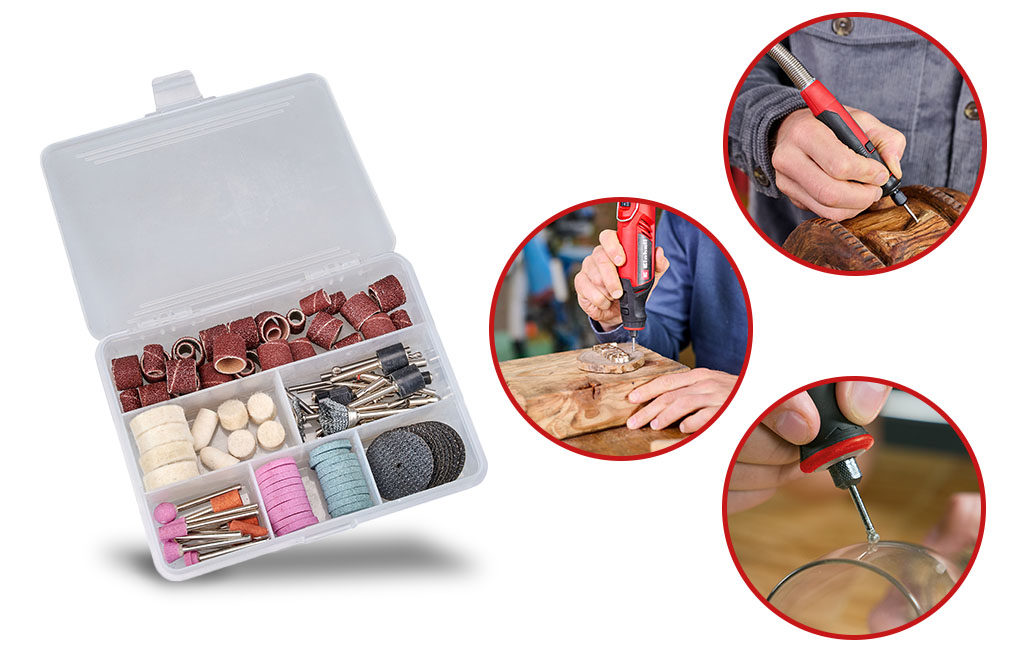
[149,71,206,115]
[133,307,194,331]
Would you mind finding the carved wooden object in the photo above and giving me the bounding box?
[782,186,967,270]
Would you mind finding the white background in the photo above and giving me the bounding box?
[1,0,1018,646]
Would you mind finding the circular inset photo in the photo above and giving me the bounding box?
[489,199,751,460]
[724,378,984,638]
[724,13,985,274]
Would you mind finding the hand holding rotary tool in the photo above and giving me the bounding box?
[574,204,669,336]
[767,43,917,223]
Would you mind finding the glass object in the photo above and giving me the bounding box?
[767,541,960,635]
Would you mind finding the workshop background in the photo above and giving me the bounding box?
[492,202,696,368]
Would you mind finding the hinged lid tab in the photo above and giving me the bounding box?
[42,72,395,338]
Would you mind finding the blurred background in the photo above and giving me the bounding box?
[492,201,694,367]
[728,387,981,599]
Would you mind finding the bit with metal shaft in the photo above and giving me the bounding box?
[767,43,918,223]
[802,384,881,543]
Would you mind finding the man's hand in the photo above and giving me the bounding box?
[574,229,669,331]
[727,381,891,514]
[625,368,737,434]
[772,107,907,221]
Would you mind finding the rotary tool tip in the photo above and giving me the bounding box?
[903,203,919,223]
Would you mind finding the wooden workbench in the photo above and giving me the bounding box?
[499,346,689,455]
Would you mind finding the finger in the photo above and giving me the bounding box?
[574,269,612,311]
[776,171,867,221]
[654,246,670,276]
[836,381,891,426]
[598,229,626,266]
[585,246,623,300]
[727,488,777,514]
[679,406,716,433]
[850,108,907,179]
[649,390,711,430]
[794,119,892,186]
[737,424,801,465]
[628,369,708,403]
[761,391,819,445]
[774,145,884,210]
[729,460,803,492]
[626,392,675,429]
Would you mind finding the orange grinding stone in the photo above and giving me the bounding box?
[229,520,269,537]
[210,490,244,512]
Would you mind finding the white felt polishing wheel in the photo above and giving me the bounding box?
[200,446,240,471]
[143,460,199,491]
[139,440,197,474]
[136,422,194,455]
[130,404,187,438]
[217,399,249,431]
[256,421,286,450]
[227,429,257,459]
[190,408,219,451]
[246,392,277,425]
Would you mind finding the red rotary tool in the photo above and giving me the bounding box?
[767,43,918,223]
[802,383,880,543]
[616,201,657,351]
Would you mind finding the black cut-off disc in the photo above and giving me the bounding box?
[405,421,465,488]
[366,430,434,500]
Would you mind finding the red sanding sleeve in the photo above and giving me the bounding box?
[228,316,260,350]
[166,358,200,395]
[333,332,363,349]
[361,312,397,339]
[256,311,288,342]
[369,275,406,312]
[141,344,167,381]
[389,309,413,330]
[119,388,142,412]
[340,292,380,330]
[328,291,346,314]
[307,312,345,349]
[257,340,294,370]
[299,289,332,316]
[139,382,170,406]
[289,338,317,361]
[111,355,144,391]
[212,333,247,375]
[199,363,233,389]
[198,325,228,361]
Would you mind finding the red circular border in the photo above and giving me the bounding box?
[722,12,987,276]
[721,376,987,639]
[488,197,754,461]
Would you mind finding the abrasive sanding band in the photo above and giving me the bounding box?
[139,382,170,406]
[333,332,363,349]
[299,289,331,316]
[257,340,294,370]
[289,338,317,361]
[120,388,142,413]
[166,358,199,395]
[199,363,233,389]
[111,355,143,391]
[340,292,379,330]
[172,336,205,365]
[256,311,289,343]
[329,291,346,314]
[287,308,306,334]
[142,344,168,381]
[228,316,260,350]
[199,324,228,361]
[307,311,345,349]
[212,333,247,375]
[368,275,406,312]
[361,312,396,339]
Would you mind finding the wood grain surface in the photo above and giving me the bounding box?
[727,445,979,633]
[562,425,687,456]
[783,185,967,270]
[499,346,688,439]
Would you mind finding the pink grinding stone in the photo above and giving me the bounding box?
[162,540,182,563]
[307,312,345,349]
[275,515,319,535]
[389,309,413,329]
[111,355,143,391]
[360,312,397,339]
[289,338,317,361]
[158,518,188,541]
[199,363,233,389]
[255,457,298,480]
[368,274,406,312]
[184,551,200,566]
[340,292,380,330]
[153,502,178,524]
[139,382,170,406]
[228,316,260,350]
[299,289,331,316]
[257,340,294,370]
[257,473,304,491]
[165,358,199,395]
[198,324,229,361]
[272,509,318,530]
[119,388,142,413]
[255,311,288,342]
[332,333,363,349]
[267,500,313,523]
[328,291,346,314]
[264,486,310,505]
[141,344,168,381]
[212,332,247,375]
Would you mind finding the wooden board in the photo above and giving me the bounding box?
[782,185,967,270]
[563,425,687,456]
[499,346,688,439]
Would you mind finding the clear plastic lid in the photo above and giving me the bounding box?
[42,71,395,339]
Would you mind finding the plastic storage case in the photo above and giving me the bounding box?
[42,71,486,580]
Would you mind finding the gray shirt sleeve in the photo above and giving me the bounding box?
[727,54,805,198]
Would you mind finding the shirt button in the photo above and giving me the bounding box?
[753,167,770,187]
[964,101,979,121]
[832,17,854,36]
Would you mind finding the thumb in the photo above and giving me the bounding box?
[836,381,891,426]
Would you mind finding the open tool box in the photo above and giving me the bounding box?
[42,71,487,580]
